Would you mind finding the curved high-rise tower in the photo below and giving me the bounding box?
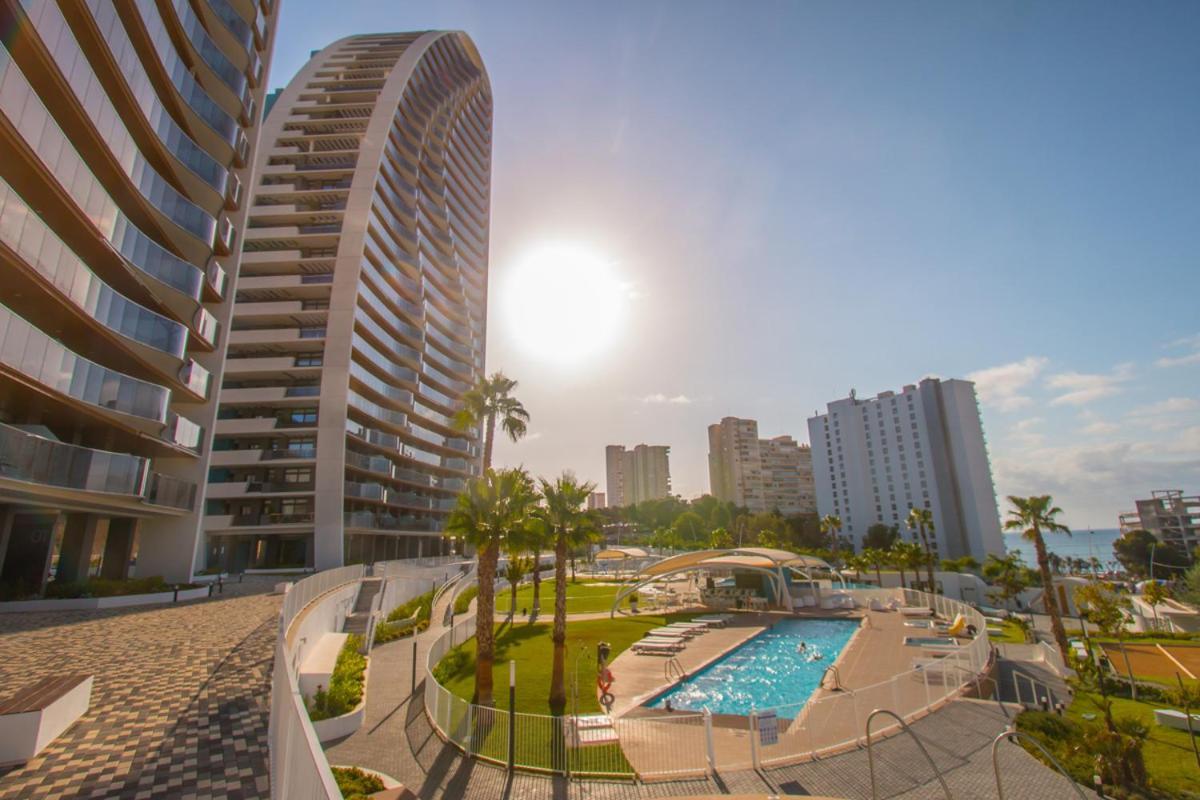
[0,0,278,593]
[205,32,490,570]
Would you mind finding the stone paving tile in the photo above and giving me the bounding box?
[0,580,281,800]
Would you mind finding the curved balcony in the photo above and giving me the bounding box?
[343,511,444,534]
[0,179,188,362]
[0,422,147,496]
[0,304,170,424]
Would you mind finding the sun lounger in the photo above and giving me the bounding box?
[693,615,732,627]
[632,640,684,655]
[667,622,710,632]
[868,598,885,611]
[647,628,691,639]
[1153,708,1200,732]
[899,606,934,617]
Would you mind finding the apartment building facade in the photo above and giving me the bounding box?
[0,0,278,594]
[203,32,490,571]
[605,444,670,508]
[1119,490,1200,556]
[707,418,814,515]
[807,378,1005,561]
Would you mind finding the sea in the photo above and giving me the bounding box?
[1002,527,1121,564]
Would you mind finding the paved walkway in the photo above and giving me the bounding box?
[326,591,1096,799]
[0,579,281,799]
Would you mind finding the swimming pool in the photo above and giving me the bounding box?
[646,618,859,718]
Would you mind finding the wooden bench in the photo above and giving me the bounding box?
[0,674,93,766]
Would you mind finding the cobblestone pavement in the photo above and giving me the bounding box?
[0,579,281,800]
[327,590,1096,799]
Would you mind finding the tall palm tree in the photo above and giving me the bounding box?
[819,514,843,561]
[862,547,887,586]
[445,468,538,706]
[453,372,530,470]
[522,517,551,617]
[1004,495,1072,666]
[537,472,597,714]
[906,507,937,594]
[890,541,925,590]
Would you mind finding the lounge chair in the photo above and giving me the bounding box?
[693,614,732,627]
[647,627,691,639]
[899,606,934,617]
[868,598,885,611]
[1153,708,1200,732]
[632,640,684,655]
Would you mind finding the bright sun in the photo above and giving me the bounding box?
[502,242,628,366]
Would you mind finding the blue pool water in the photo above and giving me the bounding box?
[647,618,859,718]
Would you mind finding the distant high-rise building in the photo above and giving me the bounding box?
[1119,490,1200,555]
[605,444,670,507]
[203,32,491,571]
[807,378,1005,561]
[587,491,606,510]
[0,0,279,594]
[707,419,814,514]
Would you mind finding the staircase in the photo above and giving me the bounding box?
[995,657,1071,709]
[342,578,383,638]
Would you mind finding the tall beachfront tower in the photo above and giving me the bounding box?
[0,0,279,593]
[807,378,1005,561]
[205,33,491,571]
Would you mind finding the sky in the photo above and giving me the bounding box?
[272,1,1200,529]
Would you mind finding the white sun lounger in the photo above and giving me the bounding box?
[666,622,710,633]
[899,606,934,617]
[693,615,732,627]
[647,627,692,639]
[633,640,684,654]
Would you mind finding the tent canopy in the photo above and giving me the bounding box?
[595,546,649,560]
[633,547,832,579]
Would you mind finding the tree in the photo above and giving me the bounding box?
[1004,495,1072,668]
[906,508,937,594]
[1180,561,1200,608]
[709,527,734,549]
[862,547,888,586]
[819,514,843,560]
[502,553,531,619]
[983,552,1029,612]
[1141,580,1170,628]
[453,372,530,470]
[863,523,899,551]
[1075,580,1138,701]
[941,555,980,574]
[756,529,781,548]
[537,472,597,714]
[786,513,825,550]
[843,553,869,582]
[522,517,551,616]
[1113,529,1189,578]
[445,468,538,706]
[889,541,924,590]
[671,511,708,543]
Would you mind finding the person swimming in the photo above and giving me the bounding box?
[797,641,807,654]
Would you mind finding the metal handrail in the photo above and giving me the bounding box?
[664,657,685,684]
[822,663,846,691]
[937,661,1010,719]
[992,728,1088,800]
[1007,666,1058,709]
[866,708,952,800]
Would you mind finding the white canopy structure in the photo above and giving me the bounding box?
[610,547,839,616]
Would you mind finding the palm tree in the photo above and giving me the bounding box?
[983,552,1029,613]
[522,516,551,618]
[905,507,937,594]
[445,468,538,706]
[844,553,869,582]
[453,372,530,470]
[862,547,888,586]
[1004,495,1072,666]
[819,514,843,561]
[502,552,531,621]
[890,541,925,591]
[538,472,597,715]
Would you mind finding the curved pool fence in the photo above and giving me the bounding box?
[423,588,992,779]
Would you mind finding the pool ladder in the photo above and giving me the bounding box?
[664,657,686,684]
[821,664,845,691]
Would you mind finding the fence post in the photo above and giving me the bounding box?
[749,711,760,769]
[508,661,516,772]
[411,638,418,695]
[703,708,716,775]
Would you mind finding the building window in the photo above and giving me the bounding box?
[295,355,324,366]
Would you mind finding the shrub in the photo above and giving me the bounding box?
[43,576,199,599]
[308,635,367,721]
[386,588,434,623]
[452,585,478,615]
[433,645,469,684]
[331,766,384,799]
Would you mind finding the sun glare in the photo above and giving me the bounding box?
[502,242,628,366]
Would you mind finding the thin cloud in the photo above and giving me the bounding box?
[1046,363,1134,406]
[642,393,693,405]
[1078,410,1119,437]
[968,356,1048,412]
[1155,333,1200,368]
[1127,397,1200,431]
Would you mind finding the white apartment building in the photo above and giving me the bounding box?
[605,445,671,508]
[707,419,815,515]
[807,378,1005,561]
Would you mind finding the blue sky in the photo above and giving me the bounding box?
[272,1,1200,528]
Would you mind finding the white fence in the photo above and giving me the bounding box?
[421,587,991,779]
[270,561,442,799]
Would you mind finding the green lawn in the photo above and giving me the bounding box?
[434,613,698,776]
[1019,690,1200,799]
[493,579,637,616]
[988,619,1029,644]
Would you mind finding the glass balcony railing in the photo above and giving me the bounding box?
[0,422,147,496]
[205,0,255,53]
[169,0,248,101]
[145,471,197,510]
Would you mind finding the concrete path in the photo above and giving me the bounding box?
[326,592,1097,799]
[0,577,282,799]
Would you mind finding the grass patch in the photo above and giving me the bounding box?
[308,635,366,721]
[433,613,699,775]
[494,581,637,616]
[988,618,1029,644]
[1017,688,1200,799]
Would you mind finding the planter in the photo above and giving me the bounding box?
[310,663,369,743]
[0,586,211,613]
